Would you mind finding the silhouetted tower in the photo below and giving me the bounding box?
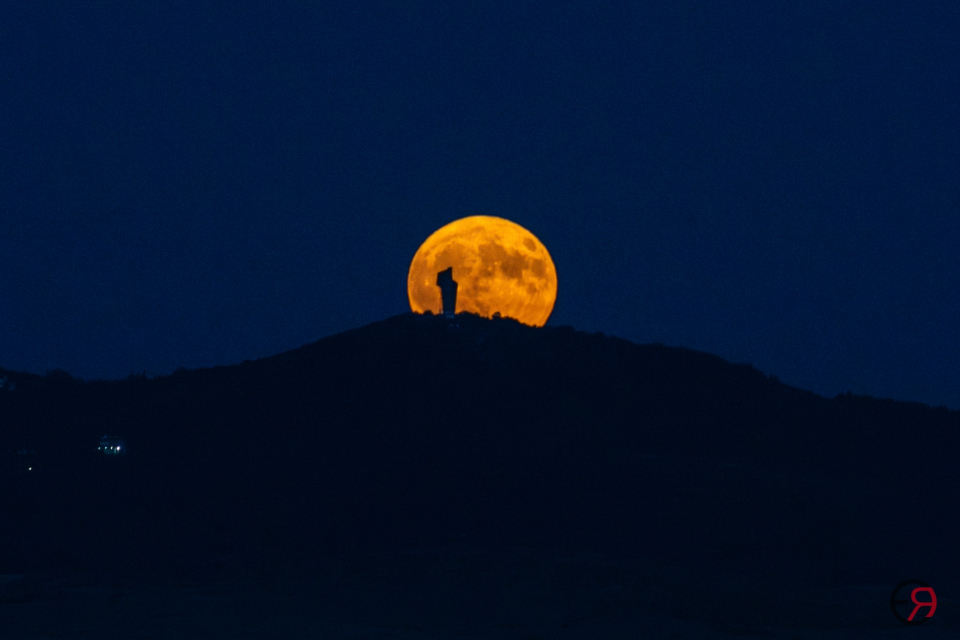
[436,267,458,317]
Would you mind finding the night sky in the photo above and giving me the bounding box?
[2,1,958,408]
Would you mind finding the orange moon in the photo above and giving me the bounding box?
[407,216,558,326]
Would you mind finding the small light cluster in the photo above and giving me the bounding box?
[98,435,126,456]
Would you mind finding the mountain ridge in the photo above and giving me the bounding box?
[1,311,956,474]
[1,312,957,599]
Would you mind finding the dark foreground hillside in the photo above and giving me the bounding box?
[1,312,958,638]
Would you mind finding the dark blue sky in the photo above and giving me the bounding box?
[2,1,958,408]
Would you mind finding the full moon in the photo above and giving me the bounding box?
[407,216,558,326]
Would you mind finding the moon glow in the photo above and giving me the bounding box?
[407,216,558,326]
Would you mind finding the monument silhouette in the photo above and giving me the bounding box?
[436,267,458,317]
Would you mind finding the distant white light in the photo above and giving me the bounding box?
[27,467,32,471]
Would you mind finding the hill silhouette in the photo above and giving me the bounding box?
[1,312,958,636]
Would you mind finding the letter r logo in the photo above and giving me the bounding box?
[891,579,937,625]
[908,587,937,621]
